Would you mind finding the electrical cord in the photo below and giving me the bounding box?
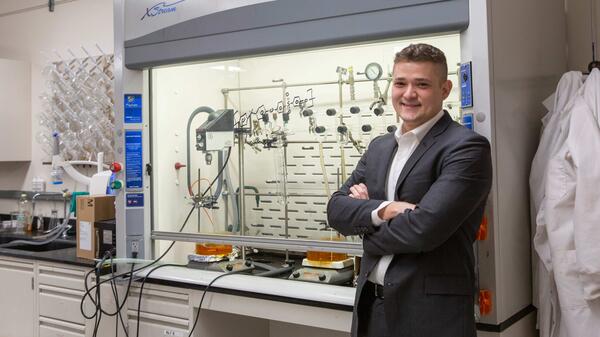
[187,263,255,337]
[109,254,130,337]
[134,263,188,337]
[81,146,233,335]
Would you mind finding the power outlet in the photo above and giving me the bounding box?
[131,240,139,253]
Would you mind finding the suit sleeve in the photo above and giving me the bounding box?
[363,134,492,255]
[327,141,386,237]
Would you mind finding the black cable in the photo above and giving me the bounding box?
[135,263,187,337]
[187,265,254,337]
[80,205,195,319]
[81,146,233,334]
[109,257,130,337]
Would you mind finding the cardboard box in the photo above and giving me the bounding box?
[76,195,115,260]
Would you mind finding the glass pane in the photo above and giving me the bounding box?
[151,34,461,261]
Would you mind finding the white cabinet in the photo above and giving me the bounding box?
[127,286,191,337]
[0,59,31,161]
[0,257,35,337]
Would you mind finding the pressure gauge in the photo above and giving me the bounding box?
[364,62,383,81]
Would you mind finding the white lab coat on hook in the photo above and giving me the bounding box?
[544,68,600,337]
[530,71,583,337]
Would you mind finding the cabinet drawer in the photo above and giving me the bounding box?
[128,311,189,337]
[129,288,190,320]
[38,264,87,291]
[39,285,85,325]
[39,316,85,337]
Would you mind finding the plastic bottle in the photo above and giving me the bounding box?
[32,176,46,192]
[17,193,33,232]
[50,167,64,185]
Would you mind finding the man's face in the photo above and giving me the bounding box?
[391,61,452,132]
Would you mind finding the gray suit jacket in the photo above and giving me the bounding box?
[327,112,492,337]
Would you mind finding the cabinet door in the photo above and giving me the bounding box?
[0,58,30,161]
[0,258,35,337]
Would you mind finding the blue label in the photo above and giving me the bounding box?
[462,113,474,130]
[125,130,143,189]
[126,193,144,207]
[124,94,142,124]
[460,62,473,108]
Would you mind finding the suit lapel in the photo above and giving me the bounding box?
[394,112,452,195]
[375,134,398,200]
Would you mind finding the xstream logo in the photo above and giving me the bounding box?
[141,0,186,20]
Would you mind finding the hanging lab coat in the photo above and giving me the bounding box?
[530,71,583,337]
[544,68,600,337]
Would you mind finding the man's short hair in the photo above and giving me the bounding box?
[394,43,448,81]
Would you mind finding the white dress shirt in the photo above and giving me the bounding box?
[367,109,445,285]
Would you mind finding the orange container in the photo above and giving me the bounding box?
[306,250,348,262]
[195,243,232,256]
[306,234,348,262]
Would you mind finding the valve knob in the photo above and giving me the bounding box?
[110,162,122,173]
[361,124,372,132]
[326,108,337,116]
[315,126,326,134]
[373,107,384,116]
[226,264,233,271]
[110,179,123,190]
[174,162,186,170]
[387,125,397,133]
[318,274,326,281]
[349,106,360,114]
[292,272,300,278]
[337,125,348,134]
[302,109,313,117]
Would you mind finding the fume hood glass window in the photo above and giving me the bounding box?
[151,34,461,261]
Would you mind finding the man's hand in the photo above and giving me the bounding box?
[378,201,416,220]
[349,183,369,200]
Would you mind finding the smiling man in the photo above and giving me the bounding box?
[327,44,493,337]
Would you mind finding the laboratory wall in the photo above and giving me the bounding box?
[0,0,113,215]
[566,0,600,72]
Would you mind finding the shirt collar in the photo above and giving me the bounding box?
[395,109,445,143]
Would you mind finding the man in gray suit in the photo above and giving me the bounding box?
[327,44,492,337]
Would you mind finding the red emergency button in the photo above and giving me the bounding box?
[110,162,123,173]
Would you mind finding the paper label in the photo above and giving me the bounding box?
[80,221,92,251]
[103,230,113,245]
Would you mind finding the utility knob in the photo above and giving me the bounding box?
[315,126,326,134]
[110,162,123,173]
[302,109,313,117]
